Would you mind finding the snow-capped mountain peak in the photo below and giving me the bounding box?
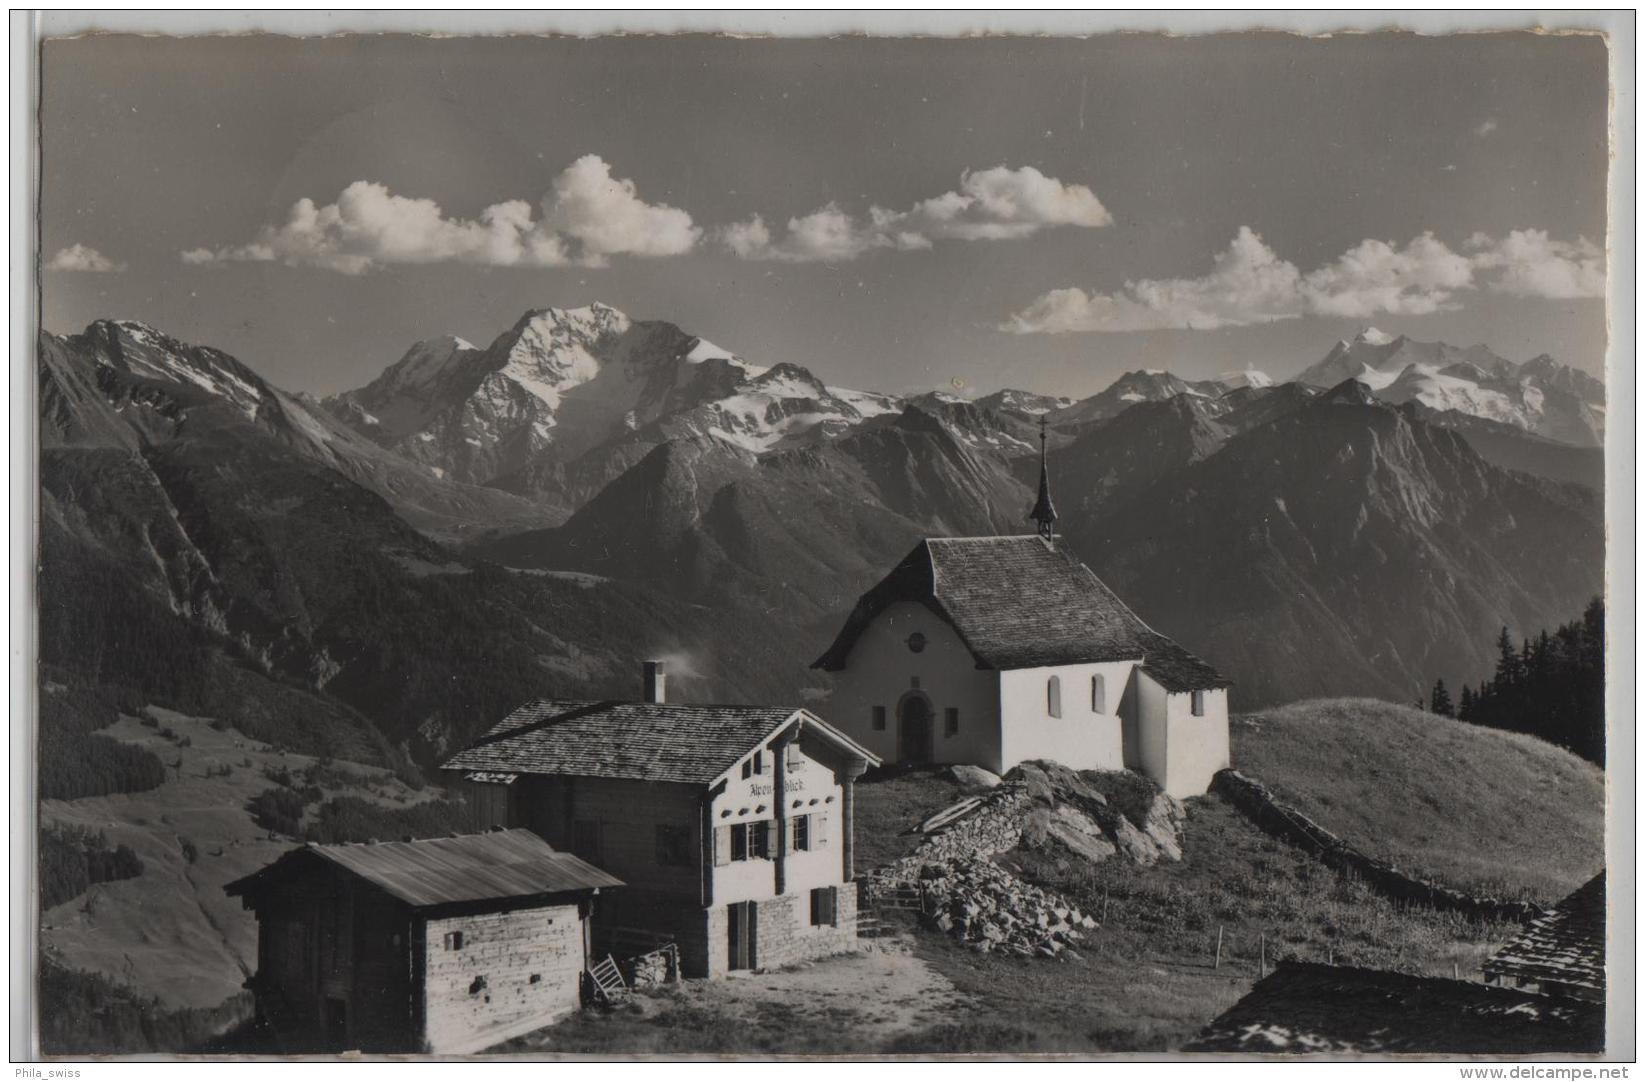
[972,388,1077,416]
[1293,331,1603,446]
[81,318,268,420]
[1216,368,1274,391]
[490,304,635,411]
[322,303,907,496]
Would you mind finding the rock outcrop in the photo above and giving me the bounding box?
[864,762,1187,959]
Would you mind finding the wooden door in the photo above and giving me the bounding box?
[727,901,757,971]
[898,696,934,763]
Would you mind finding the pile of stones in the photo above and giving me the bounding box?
[915,857,1098,957]
[865,760,1190,960]
[913,786,1031,861]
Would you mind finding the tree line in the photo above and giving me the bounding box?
[1427,597,1604,765]
[40,825,144,910]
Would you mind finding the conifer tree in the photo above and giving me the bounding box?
[1464,599,1604,764]
[1495,627,1521,688]
[1430,678,1455,718]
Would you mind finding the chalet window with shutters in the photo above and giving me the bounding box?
[1091,674,1106,713]
[722,820,773,863]
[810,886,838,927]
[1191,689,1207,717]
[944,707,959,736]
[1047,675,1062,718]
[872,705,886,731]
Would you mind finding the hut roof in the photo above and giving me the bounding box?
[224,828,621,910]
[1186,962,1604,1055]
[1484,872,1606,999]
[443,701,877,786]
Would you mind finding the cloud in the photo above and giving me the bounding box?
[1466,229,1606,299]
[1006,227,1306,333]
[724,165,1110,262]
[1004,227,1598,334]
[1300,232,1475,318]
[543,154,700,264]
[182,155,696,273]
[47,244,124,273]
[1475,118,1499,137]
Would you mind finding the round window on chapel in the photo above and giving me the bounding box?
[906,632,928,654]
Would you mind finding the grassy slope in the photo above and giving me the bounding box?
[853,767,968,870]
[908,797,1518,1052]
[1230,698,1605,904]
[39,704,451,1052]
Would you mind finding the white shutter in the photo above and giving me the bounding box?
[812,812,827,847]
[714,825,731,867]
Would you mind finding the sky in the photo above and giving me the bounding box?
[40,32,1611,400]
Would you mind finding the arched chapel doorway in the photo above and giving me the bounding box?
[897,692,934,764]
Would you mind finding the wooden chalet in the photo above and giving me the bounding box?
[224,828,620,1054]
[443,662,881,978]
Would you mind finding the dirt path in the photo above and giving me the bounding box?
[685,939,975,1047]
[503,937,977,1055]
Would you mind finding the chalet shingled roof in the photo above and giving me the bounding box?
[224,828,621,910]
[1484,872,1606,1000]
[1186,962,1603,1054]
[812,535,1229,690]
[441,700,878,786]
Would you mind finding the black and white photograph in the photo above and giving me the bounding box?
[14,11,1634,1064]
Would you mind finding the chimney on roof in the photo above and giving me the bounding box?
[643,660,667,704]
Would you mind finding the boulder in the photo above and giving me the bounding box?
[944,764,1003,791]
[1004,762,1057,802]
[1140,792,1186,862]
[1111,814,1163,865]
[1044,804,1119,864]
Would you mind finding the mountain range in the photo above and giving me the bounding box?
[38,307,1606,765]
[1296,327,1605,447]
[321,304,901,514]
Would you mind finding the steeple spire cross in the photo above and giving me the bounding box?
[1030,414,1058,542]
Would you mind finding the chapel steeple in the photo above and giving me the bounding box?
[1029,414,1058,542]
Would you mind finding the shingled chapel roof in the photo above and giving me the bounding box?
[812,535,1229,691]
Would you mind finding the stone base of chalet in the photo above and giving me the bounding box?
[592,887,858,980]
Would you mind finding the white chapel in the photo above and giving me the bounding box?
[812,420,1231,798]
